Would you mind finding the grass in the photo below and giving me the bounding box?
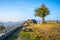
[28,23,60,31]
[19,22,60,40]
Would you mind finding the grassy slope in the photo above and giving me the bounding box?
[19,23,60,40]
[28,23,60,31]
[4,23,60,40]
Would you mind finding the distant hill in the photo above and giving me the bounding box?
[0,20,25,28]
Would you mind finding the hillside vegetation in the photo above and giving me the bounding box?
[19,22,60,40]
[0,25,5,30]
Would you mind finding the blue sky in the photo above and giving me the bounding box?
[0,0,60,22]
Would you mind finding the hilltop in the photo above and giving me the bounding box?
[19,22,60,40]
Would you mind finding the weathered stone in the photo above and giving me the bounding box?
[21,19,37,26]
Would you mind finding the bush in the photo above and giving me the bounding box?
[19,31,44,40]
[0,25,5,30]
[20,31,31,40]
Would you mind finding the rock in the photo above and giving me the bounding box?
[21,19,37,26]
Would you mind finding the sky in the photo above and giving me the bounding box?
[0,0,60,22]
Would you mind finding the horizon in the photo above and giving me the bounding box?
[0,0,60,22]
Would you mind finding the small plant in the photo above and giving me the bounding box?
[19,31,45,40]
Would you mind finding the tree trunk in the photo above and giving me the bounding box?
[42,17,45,23]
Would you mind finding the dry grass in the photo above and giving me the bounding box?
[23,23,60,40]
[28,23,60,31]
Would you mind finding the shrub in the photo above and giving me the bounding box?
[19,31,44,40]
[0,25,5,30]
[20,31,31,40]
